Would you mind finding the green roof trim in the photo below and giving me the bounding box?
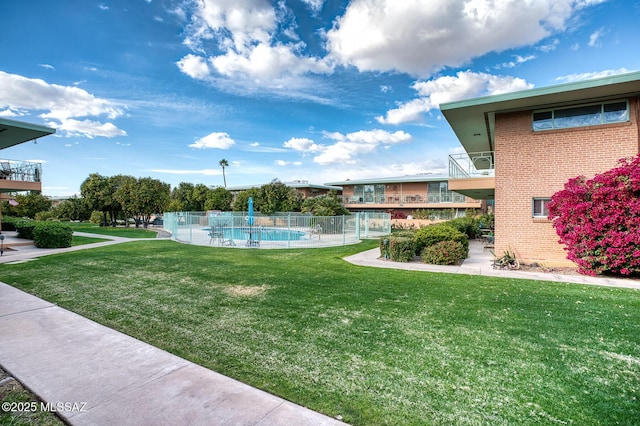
[440,71,640,154]
[0,118,56,150]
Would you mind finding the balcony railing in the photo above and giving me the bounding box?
[0,159,42,183]
[339,193,468,205]
[449,151,495,179]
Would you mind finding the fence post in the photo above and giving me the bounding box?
[342,215,346,245]
[355,212,360,240]
[287,212,291,249]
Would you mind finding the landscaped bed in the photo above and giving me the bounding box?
[1,240,638,425]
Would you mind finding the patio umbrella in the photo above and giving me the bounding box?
[247,197,255,226]
[247,197,257,246]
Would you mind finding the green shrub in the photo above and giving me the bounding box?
[90,211,103,224]
[414,224,468,256]
[35,211,57,221]
[33,222,73,248]
[15,219,36,240]
[446,217,480,239]
[1,216,20,231]
[387,236,415,262]
[421,240,467,265]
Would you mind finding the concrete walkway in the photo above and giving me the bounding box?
[0,231,345,425]
[345,240,640,290]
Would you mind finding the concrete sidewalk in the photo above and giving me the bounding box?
[345,240,640,290]
[0,282,345,425]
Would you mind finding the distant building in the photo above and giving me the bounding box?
[324,174,483,217]
[225,180,342,202]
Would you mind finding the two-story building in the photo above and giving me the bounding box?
[226,180,342,203]
[1,118,55,196]
[442,71,640,267]
[325,175,483,218]
[0,117,56,230]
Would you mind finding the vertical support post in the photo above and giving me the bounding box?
[355,212,360,240]
[342,215,346,245]
[287,213,291,249]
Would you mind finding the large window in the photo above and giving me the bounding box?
[427,182,465,203]
[533,100,628,131]
[353,184,385,203]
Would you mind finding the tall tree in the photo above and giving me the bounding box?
[205,187,233,211]
[80,173,113,226]
[301,191,350,216]
[219,159,229,188]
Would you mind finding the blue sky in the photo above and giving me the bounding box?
[1,0,639,196]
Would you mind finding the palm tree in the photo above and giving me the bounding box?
[219,159,229,187]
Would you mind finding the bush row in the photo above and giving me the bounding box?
[11,218,73,248]
[381,217,485,264]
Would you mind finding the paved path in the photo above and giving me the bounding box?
[0,231,345,425]
[345,240,640,290]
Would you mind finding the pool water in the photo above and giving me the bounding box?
[213,227,307,241]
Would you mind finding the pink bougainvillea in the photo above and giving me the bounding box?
[547,155,640,276]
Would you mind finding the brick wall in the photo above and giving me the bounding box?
[494,97,639,267]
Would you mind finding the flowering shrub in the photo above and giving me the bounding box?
[379,236,415,262]
[548,155,640,276]
[421,240,466,265]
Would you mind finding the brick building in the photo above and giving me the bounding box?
[442,72,640,267]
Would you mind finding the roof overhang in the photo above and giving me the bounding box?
[440,71,640,154]
[0,118,56,150]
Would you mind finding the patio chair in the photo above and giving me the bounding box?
[0,162,12,179]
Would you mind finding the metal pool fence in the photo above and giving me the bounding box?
[163,211,391,248]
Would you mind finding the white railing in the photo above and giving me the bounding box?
[339,193,467,205]
[448,151,495,179]
[0,159,42,183]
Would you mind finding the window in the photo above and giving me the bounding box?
[533,100,628,131]
[532,198,551,218]
[427,181,466,203]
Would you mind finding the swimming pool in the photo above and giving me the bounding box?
[212,227,307,241]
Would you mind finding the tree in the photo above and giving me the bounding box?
[169,182,195,212]
[54,196,91,221]
[1,192,52,218]
[233,188,261,212]
[205,187,232,211]
[548,155,640,276]
[258,179,302,214]
[112,176,171,227]
[80,173,114,226]
[301,191,350,216]
[112,175,138,226]
[219,159,229,188]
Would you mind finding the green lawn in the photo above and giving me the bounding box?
[1,240,639,425]
[65,222,160,238]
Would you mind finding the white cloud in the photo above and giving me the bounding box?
[0,71,127,138]
[588,27,605,47]
[555,68,633,84]
[283,137,323,152]
[52,119,127,139]
[377,71,533,125]
[177,0,333,91]
[325,0,593,77]
[189,132,236,149]
[38,64,55,70]
[176,54,211,80]
[275,160,302,166]
[313,129,412,165]
[300,0,325,13]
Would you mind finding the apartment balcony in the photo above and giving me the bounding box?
[338,193,480,210]
[448,151,495,200]
[0,159,43,193]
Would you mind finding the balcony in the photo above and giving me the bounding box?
[448,151,495,200]
[338,192,476,208]
[0,159,43,193]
